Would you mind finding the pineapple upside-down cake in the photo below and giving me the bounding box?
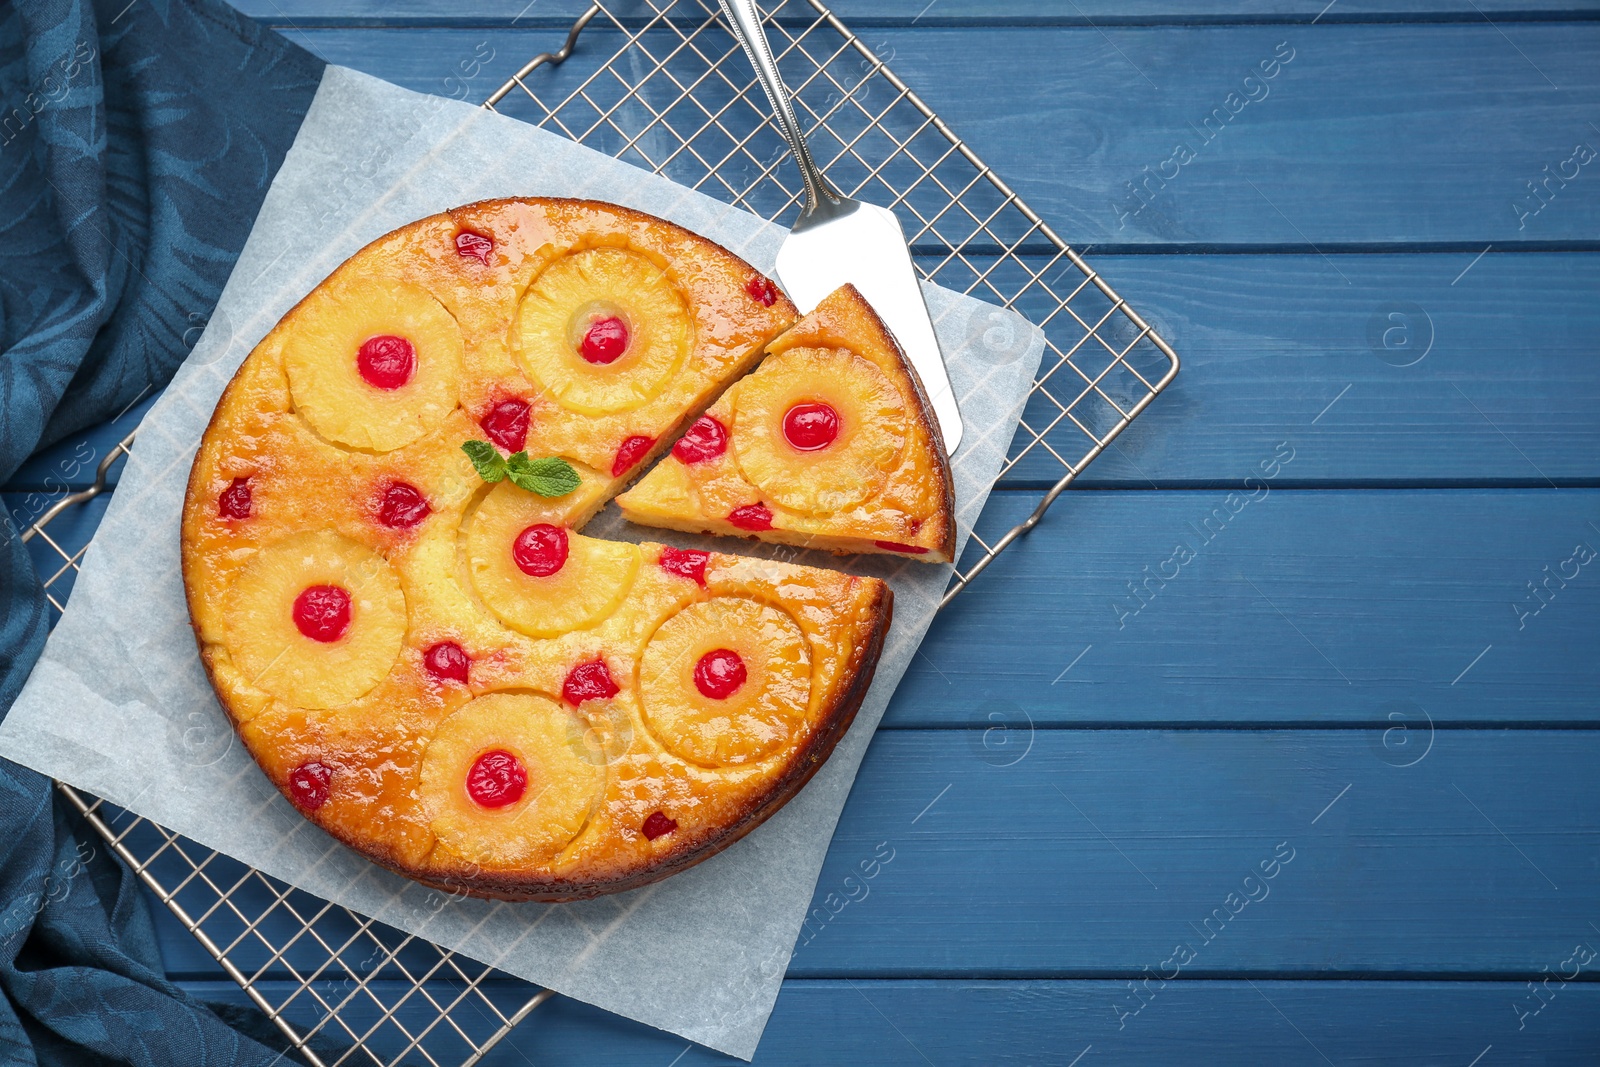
[181,198,953,901]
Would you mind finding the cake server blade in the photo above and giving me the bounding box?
[717,0,963,455]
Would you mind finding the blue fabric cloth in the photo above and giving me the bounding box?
[0,1,325,1062]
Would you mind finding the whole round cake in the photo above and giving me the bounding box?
[182,197,952,901]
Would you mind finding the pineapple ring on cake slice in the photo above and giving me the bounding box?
[465,481,640,638]
[617,283,956,561]
[731,346,906,514]
[283,276,463,452]
[419,692,603,869]
[512,247,692,416]
[638,597,811,766]
[223,531,407,708]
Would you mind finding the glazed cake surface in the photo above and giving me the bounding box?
[617,284,956,562]
[182,198,895,901]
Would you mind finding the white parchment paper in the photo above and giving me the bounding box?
[0,67,1043,1058]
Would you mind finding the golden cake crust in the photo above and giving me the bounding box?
[181,198,894,901]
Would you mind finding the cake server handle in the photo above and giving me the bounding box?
[715,0,842,219]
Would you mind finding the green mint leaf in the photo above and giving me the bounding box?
[461,440,508,482]
[505,454,582,498]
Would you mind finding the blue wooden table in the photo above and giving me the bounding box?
[8,1,1600,1062]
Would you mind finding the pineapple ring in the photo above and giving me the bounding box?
[223,531,407,709]
[465,481,640,638]
[639,597,812,766]
[731,346,907,515]
[419,692,604,869]
[283,276,463,452]
[512,247,691,416]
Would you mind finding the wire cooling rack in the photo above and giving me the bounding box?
[19,2,1177,1063]
[487,0,1179,605]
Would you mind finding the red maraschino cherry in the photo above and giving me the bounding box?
[356,335,416,390]
[658,547,709,586]
[728,503,773,531]
[377,482,430,528]
[612,435,656,477]
[289,761,333,811]
[455,230,494,266]
[642,811,678,840]
[466,750,526,808]
[693,649,747,700]
[874,540,929,554]
[292,585,351,643]
[218,477,252,520]
[481,398,530,453]
[579,316,629,364]
[423,641,470,684]
[745,275,779,307]
[782,401,839,451]
[673,416,728,464]
[513,524,568,577]
[563,658,619,705]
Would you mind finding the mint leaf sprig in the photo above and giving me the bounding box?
[462,440,582,498]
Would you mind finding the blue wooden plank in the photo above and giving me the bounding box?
[854,24,1600,248]
[16,487,1599,726]
[994,251,1600,487]
[792,728,1600,977]
[9,248,1599,493]
[405,22,1599,248]
[147,728,1600,977]
[177,977,1600,1064]
[908,487,1600,725]
[226,0,1600,27]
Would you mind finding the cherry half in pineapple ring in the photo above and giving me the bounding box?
[579,315,629,365]
[356,335,416,390]
[292,585,351,643]
[782,401,839,451]
[694,648,747,700]
[513,524,568,577]
[466,749,527,809]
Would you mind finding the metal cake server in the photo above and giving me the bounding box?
[716,0,964,455]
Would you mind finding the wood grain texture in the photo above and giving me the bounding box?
[901,487,1600,725]
[10,250,1599,493]
[149,729,1600,980]
[998,251,1600,487]
[177,977,1600,1064]
[255,23,1600,248]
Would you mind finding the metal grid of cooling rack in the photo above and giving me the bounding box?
[487,0,1179,605]
[24,437,548,1067]
[18,2,1177,1063]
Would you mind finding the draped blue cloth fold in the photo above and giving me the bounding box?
[1,1,326,1061]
